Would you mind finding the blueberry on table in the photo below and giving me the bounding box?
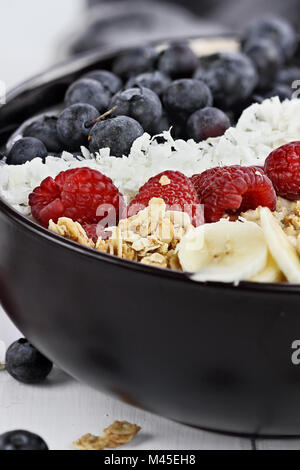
[112,46,158,80]
[65,78,110,113]
[7,137,48,165]
[244,39,283,91]
[242,17,297,61]
[23,116,63,153]
[6,338,53,384]
[187,107,231,142]
[194,53,258,110]
[89,115,144,158]
[125,71,171,96]
[57,103,99,151]
[82,69,122,95]
[158,43,198,79]
[163,79,213,122]
[111,87,163,133]
[0,431,48,451]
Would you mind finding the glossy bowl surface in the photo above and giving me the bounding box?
[1,38,300,437]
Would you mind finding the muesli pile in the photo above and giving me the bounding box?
[50,197,190,270]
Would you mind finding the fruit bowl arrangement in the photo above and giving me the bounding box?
[2,18,300,435]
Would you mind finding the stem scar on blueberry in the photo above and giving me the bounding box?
[85,106,118,129]
[130,84,144,99]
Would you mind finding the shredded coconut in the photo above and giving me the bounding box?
[1,97,300,216]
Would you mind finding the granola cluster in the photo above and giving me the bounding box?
[275,198,300,235]
[73,421,141,451]
[49,198,193,269]
[242,197,300,253]
[49,218,95,248]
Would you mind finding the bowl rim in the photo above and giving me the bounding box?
[1,35,300,294]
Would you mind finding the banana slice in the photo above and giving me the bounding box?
[250,253,283,283]
[260,207,300,284]
[178,219,268,283]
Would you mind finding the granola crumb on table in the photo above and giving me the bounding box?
[73,421,141,451]
[0,341,5,371]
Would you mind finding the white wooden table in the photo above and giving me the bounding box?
[1,307,299,451]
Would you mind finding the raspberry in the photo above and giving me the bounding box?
[83,223,111,243]
[129,170,204,226]
[251,166,265,173]
[191,165,276,223]
[264,141,300,200]
[29,168,125,228]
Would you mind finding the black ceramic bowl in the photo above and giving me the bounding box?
[1,39,300,437]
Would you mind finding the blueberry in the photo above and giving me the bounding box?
[163,79,213,122]
[242,17,297,61]
[57,103,99,151]
[278,66,300,86]
[187,107,231,142]
[233,94,264,122]
[194,53,257,110]
[264,84,293,101]
[171,124,188,140]
[0,430,48,451]
[111,87,163,133]
[6,338,53,384]
[244,39,283,91]
[82,70,122,95]
[89,116,144,158]
[150,114,171,135]
[158,43,198,79]
[7,138,47,165]
[23,116,62,153]
[125,71,171,96]
[112,46,158,79]
[65,78,110,113]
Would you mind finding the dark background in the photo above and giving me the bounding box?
[69,0,300,55]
